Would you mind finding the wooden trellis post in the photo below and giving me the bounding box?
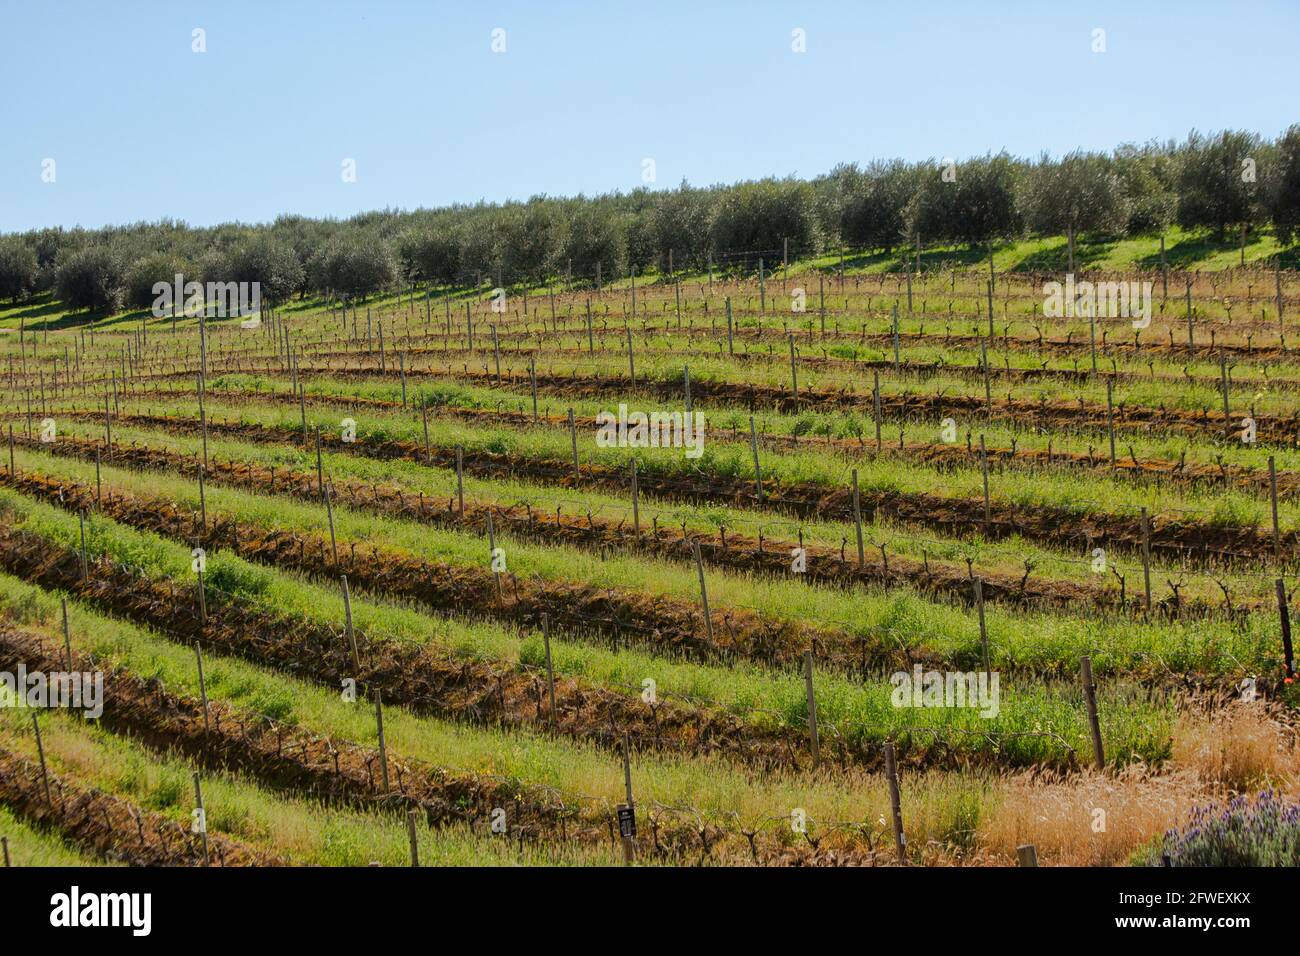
[456,445,465,517]
[803,650,819,767]
[541,612,557,725]
[788,334,798,403]
[1269,456,1281,562]
[630,461,640,537]
[407,809,420,867]
[1277,579,1295,679]
[851,469,865,567]
[883,740,905,864]
[324,485,338,567]
[979,435,991,529]
[341,574,359,671]
[873,370,882,452]
[374,689,390,791]
[1140,507,1153,612]
[1106,380,1116,468]
[568,409,579,481]
[32,714,52,805]
[1080,655,1105,770]
[619,736,637,865]
[974,577,990,681]
[192,772,209,866]
[692,541,713,642]
[61,598,72,673]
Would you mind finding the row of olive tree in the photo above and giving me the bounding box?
[2,127,1297,312]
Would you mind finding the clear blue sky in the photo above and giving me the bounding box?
[2,0,1296,232]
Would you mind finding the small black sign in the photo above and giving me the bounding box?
[617,804,636,839]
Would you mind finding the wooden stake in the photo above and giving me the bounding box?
[1140,507,1153,612]
[324,485,338,567]
[421,406,430,464]
[529,357,539,419]
[803,650,820,767]
[541,612,557,725]
[61,598,72,673]
[1106,380,1116,468]
[198,464,207,533]
[487,509,502,601]
[986,279,994,339]
[787,333,798,403]
[748,416,763,501]
[1220,355,1231,422]
[568,409,579,481]
[196,569,206,624]
[873,369,882,452]
[78,509,88,580]
[315,427,325,500]
[692,541,713,642]
[341,574,359,671]
[626,326,636,385]
[1017,844,1039,867]
[974,577,990,681]
[32,714,52,806]
[1080,655,1105,770]
[725,297,734,354]
[620,736,636,865]
[1276,257,1284,327]
[194,640,210,734]
[455,445,465,517]
[892,304,900,368]
[407,809,420,867]
[851,469,865,567]
[883,740,905,864]
[980,336,991,417]
[375,689,390,791]
[979,435,991,529]
[630,460,640,537]
[1277,579,1295,679]
[192,772,209,866]
[1269,456,1281,563]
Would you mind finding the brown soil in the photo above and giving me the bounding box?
[0,743,274,866]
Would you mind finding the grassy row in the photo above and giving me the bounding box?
[0,708,626,867]
[75,383,1300,541]
[0,481,1186,766]
[32,415,1256,607]
[13,441,1283,683]
[0,803,113,867]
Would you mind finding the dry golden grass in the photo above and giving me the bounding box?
[974,702,1298,866]
[1171,700,1298,791]
[977,766,1206,866]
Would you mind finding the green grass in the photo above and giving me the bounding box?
[0,708,628,866]
[0,474,1194,770]
[12,441,1284,682]
[0,802,114,867]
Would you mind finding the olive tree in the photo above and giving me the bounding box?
[1020,151,1129,270]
